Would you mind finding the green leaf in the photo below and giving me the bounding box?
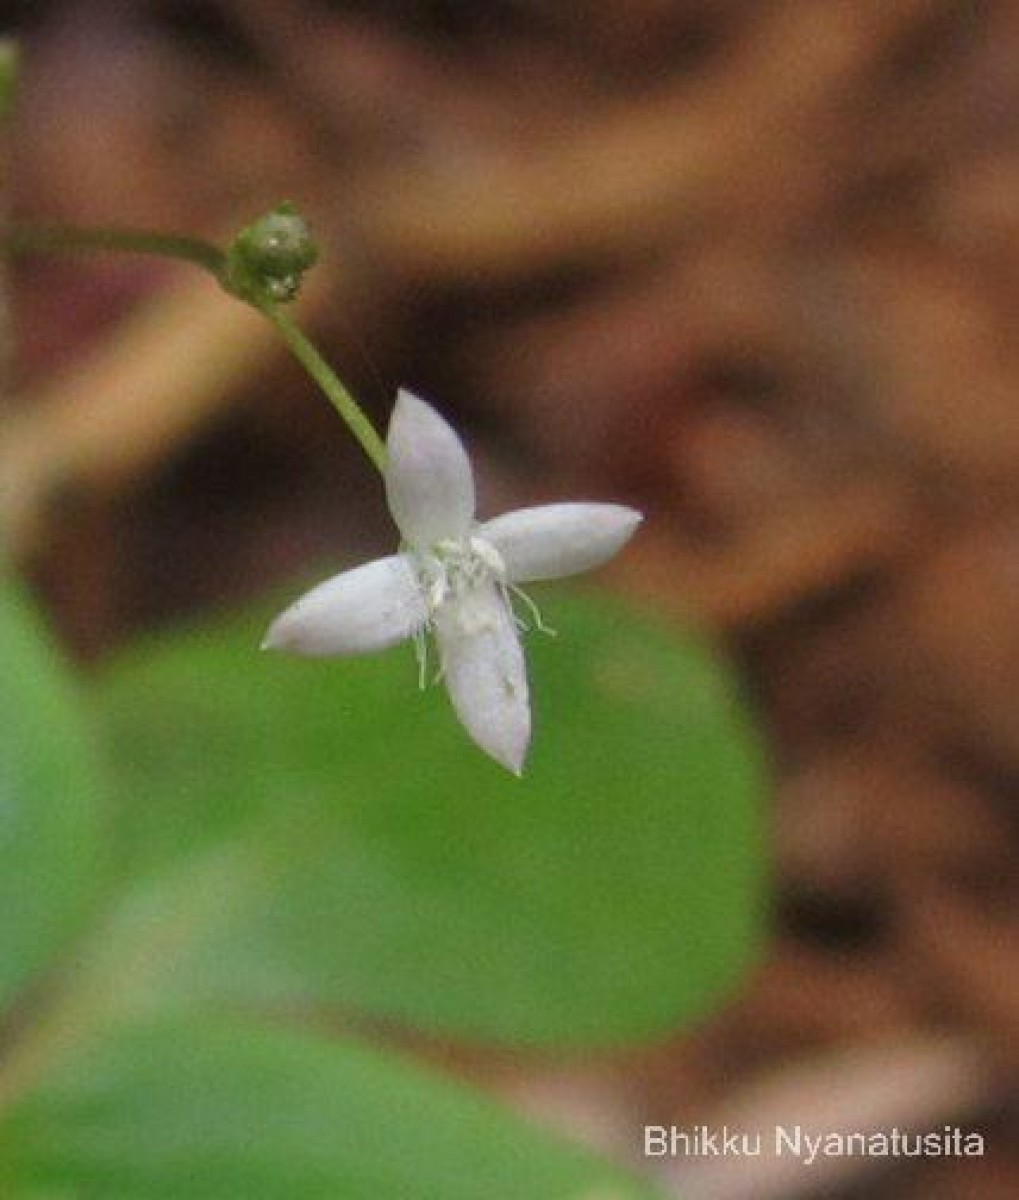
[0,582,105,1007]
[97,590,767,1047]
[0,1017,663,1199]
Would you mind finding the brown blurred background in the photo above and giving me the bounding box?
[2,2,1018,1197]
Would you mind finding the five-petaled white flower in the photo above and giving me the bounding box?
[263,390,642,774]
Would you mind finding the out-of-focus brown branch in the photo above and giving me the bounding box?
[0,269,331,557]
[346,0,940,280]
[843,243,1019,485]
[626,478,917,630]
[0,41,17,415]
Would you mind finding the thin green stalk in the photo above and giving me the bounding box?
[5,219,388,475]
[257,300,387,472]
[0,40,17,120]
[9,224,227,277]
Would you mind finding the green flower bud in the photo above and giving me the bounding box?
[225,203,319,305]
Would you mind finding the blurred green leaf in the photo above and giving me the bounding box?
[0,582,105,1007]
[96,590,767,1047]
[0,1017,663,1199]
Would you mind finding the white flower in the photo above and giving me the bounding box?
[263,390,642,774]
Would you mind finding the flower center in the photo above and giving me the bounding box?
[415,535,507,615]
[408,534,553,690]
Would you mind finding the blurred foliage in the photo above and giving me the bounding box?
[0,577,764,1194]
[0,581,105,1008]
[95,589,766,1047]
[0,1018,657,1199]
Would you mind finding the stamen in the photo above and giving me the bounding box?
[428,576,448,610]
[470,536,507,581]
[412,626,429,690]
[508,584,557,637]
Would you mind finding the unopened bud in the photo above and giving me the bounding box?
[225,202,319,305]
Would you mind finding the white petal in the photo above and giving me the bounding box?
[477,503,642,583]
[435,582,530,774]
[262,555,425,657]
[384,389,475,550]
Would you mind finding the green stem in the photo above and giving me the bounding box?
[0,40,17,121]
[5,221,388,475]
[9,223,227,277]
[257,300,387,472]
